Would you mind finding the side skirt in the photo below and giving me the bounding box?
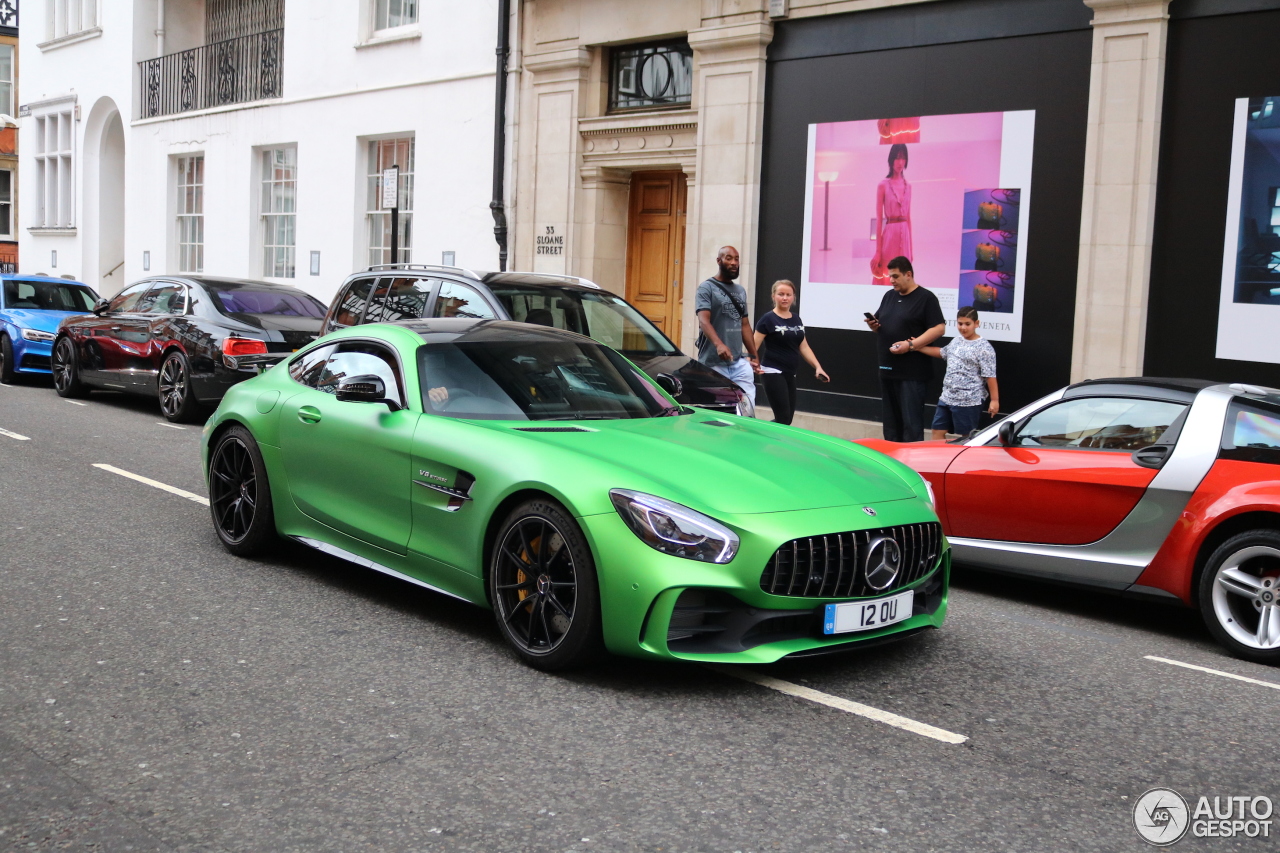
[292,535,476,604]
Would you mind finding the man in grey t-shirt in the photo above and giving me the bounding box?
[695,245,761,408]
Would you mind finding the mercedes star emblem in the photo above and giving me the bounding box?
[863,507,877,517]
[864,536,903,591]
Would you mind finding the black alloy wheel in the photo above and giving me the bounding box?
[490,499,604,670]
[52,337,88,398]
[158,350,202,423]
[0,334,13,384]
[208,425,276,556]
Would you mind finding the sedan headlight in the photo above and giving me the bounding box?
[609,489,739,564]
[21,329,56,343]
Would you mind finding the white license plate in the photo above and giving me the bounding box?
[823,590,914,635]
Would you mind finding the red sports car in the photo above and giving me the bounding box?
[860,378,1280,664]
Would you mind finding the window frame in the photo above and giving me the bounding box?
[608,39,694,114]
[372,0,419,35]
[0,166,14,240]
[45,0,99,43]
[327,275,382,333]
[175,155,205,274]
[365,136,415,267]
[430,279,500,321]
[259,146,298,279]
[32,106,76,229]
[1220,397,1280,465]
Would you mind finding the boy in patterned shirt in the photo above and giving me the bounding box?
[913,306,999,439]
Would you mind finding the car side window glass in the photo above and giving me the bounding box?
[1017,397,1187,452]
[365,277,433,323]
[317,344,404,407]
[137,284,186,315]
[288,344,337,388]
[432,281,497,320]
[106,283,150,314]
[330,278,378,329]
[1221,401,1280,464]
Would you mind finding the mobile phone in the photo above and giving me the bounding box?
[863,312,875,322]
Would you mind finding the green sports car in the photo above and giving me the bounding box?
[202,319,949,669]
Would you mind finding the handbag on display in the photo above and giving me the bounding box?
[977,201,1004,230]
[972,284,1000,311]
[975,242,1001,271]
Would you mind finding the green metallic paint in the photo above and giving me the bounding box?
[203,323,949,662]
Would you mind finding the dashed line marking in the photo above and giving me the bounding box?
[92,463,209,506]
[65,400,88,406]
[706,665,969,744]
[156,423,185,430]
[0,427,31,441]
[1145,655,1280,691]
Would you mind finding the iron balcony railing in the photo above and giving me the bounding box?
[139,29,283,118]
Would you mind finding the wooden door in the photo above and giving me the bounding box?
[624,171,687,344]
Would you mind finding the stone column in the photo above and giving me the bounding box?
[684,20,772,355]
[1070,0,1171,382]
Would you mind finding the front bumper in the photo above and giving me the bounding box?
[14,337,53,373]
[580,497,949,663]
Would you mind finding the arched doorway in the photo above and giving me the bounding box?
[97,113,125,296]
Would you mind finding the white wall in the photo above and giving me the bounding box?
[20,0,501,301]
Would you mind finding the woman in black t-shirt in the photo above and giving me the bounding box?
[752,280,830,425]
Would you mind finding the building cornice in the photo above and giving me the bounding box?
[524,47,592,74]
[688,21,773,64]
[579,111,697,138]
[37,27,103,52]
[1085,0,1171,26]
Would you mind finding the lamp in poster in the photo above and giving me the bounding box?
[800,110,1036,342]
[1218,96,1280,364]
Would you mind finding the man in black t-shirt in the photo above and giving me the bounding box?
[864,256,946,442]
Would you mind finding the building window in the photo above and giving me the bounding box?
[609,40,693,113]
[261,147,297,278]
[366,137,414,267]
[34,110,75,228]
[374,0,417,32]
[176,155,205,273]
[0,46,12,116]
[0,169,12,238]
[48,0,98,41]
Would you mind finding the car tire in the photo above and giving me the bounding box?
[489,498,605,671]
[158,350,203,423]
[1198,529,1280,664]
[208,425,277,557]
[52,336,89,398]
[0,334,14,384]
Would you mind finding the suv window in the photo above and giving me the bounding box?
[107,282,150,314]
[1015,397,1187,452]
[289,344,337,387]
[433,280,496,320]
[365,277,434,323]
[1221,401,1280,465]
[329,278,379,331]
[317,342,404,407]
[489,284,678,356]
[137,283,186,315]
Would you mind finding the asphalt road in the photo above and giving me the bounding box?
[1,376,1277,853]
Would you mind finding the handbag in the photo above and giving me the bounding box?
[977,201,1004,229]
[975,242,1001,271]
[972,284,999,310]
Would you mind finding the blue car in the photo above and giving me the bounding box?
[0,275,101,383]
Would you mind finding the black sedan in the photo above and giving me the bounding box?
[321,266,751,416]
[52,276,326,422]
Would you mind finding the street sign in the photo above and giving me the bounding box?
[381,166,400,210]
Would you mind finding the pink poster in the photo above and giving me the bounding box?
[800,110,1035,342]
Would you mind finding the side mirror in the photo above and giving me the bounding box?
[654,372,683,398]
[336,374,400,410]
[997,419,1018,447]
[92,298,110,315]
[1132,444,1172,470]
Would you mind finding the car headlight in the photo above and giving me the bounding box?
[609,489,739,564]
[920,476,936,508]
[20,329,56,343]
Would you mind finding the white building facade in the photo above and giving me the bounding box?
[21,0,504,302]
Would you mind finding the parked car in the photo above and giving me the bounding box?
[53,276,326,422]
[202,318,947,669]
[0,275,100,384]
[321,265,751,416]
[859,377,1280,663]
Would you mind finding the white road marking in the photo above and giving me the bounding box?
[156,423,185,430]
[65,400,88,406]
[707,665,969,744]
[1145,655,1280,691]
[0,427,31,440]
[92,463,209,506]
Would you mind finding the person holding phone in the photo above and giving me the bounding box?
[752,280,829,425]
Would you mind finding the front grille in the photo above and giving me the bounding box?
[760,522,943,598]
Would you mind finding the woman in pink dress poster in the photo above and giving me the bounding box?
[870,142,913,281]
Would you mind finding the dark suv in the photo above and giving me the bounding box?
[321,265,750,416]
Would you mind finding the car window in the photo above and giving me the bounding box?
[2,279,98,312]
[136,283,186,315]
[330,278,378,330]
[488,283,679,356]
[1221,401,1280,465]
[365,277,433,323]
[1016,397,1187,452]
[106,283,150,314]
[316,343,404,407]
[288,344,337,388]
[432,281,496,320]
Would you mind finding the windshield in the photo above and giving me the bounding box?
[209,287,326,318]
[488,284,679,356]
[3,279,97,312]
[417,339,673,421]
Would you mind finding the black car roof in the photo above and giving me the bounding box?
[389,317,596,345]
[174,276,316,293]
[1063,377,1218,403]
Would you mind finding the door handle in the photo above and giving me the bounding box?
[297,406,322,424]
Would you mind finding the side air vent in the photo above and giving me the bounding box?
[701,420,732,428]
[515,426,592,433]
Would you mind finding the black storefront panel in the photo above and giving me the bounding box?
[756,1,1091,421]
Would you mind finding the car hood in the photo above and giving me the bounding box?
[4,309,87,334]
[494,415,917,515]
